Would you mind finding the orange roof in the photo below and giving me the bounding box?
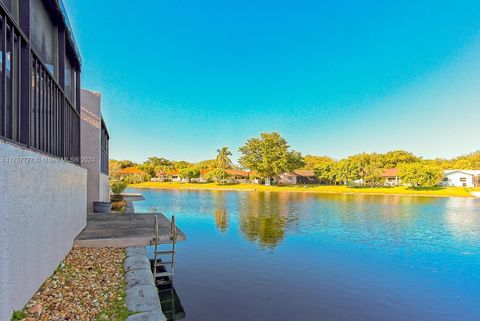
[293,169,315,177]
[225,169,250,177]
[156,169,179,177]
[382,168,400,177]
[119,167,144,175]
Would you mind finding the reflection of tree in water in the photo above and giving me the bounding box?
[212,192,229,233]
[240,212,286,248]
[214,209,229,233]
[238,193,288,249]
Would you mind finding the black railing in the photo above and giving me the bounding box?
[1,4,80,164]
[0,12,21,143]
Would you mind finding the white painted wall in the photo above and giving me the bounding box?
[99,173,111,202]
[441,172,475,187]
[81,89,110,211]
[0,140,87,321]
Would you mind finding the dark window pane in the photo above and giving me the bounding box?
[0,17,3,136]
[65,54,75,104]
[30,0,57,76]
[5,26,12,138]
[0,0,12,11]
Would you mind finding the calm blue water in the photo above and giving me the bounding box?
[129,188,480,321]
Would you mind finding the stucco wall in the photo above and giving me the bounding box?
[80,89,103,212]
[99,173,110,202]
[441,172,474,187]
[0,140,87,321]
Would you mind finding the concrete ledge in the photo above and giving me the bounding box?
[126,311,166,321]
[125,255,150,272]
[125,247,166,321]
[126,286,161,313]
[126,246,147,257]
[126,270,156,289]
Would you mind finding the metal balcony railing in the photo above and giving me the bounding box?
[0,4,80,164]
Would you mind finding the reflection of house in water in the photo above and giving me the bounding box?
[445,197,480,242]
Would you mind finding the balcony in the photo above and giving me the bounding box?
[0,2,80,163]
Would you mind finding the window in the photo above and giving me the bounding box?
[443,177,448,181]
[30,0,58,77]
[64,53,76,104]
[460,177,467,182]
[0,18,19,140]
[1,0,19,21]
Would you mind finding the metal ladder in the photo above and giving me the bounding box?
[152,214,177,283]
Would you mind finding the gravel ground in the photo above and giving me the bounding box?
[19,248,130,321]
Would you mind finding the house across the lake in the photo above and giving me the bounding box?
[275,170,318,185]
[383,168,400,186]
[153,169,188,182]
[225,169,251,183]
[440,170,480,187]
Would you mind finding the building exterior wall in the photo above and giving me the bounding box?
[0,141,87,321]
[441,172,475,187]
[99,173,111,202]
[275,173,297,185]
[81,89,110,212]
[384,176,400,186]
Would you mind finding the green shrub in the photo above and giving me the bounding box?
[11,311,28,321]
[110,180,128,194]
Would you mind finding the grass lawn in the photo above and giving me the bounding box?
[130,181,478,197]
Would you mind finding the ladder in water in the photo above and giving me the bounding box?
[158,287,176,319]
[152,214,177,283]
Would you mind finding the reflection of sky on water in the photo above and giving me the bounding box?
[132,188,480,321]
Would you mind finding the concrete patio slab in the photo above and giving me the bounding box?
[74,213,186,248]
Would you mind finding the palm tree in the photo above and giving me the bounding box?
[216,146,233,184]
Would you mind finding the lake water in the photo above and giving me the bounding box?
[129,188,480,321]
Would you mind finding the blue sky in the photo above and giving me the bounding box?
[64,0,480,163]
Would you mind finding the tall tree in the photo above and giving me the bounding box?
[452,151,480,169]
[338,153,380,184]
[197,159,217,171]
[399,163,443,187]
[303,155,335,170]
[314,159,337,184]
[333,159,362,185]
[238,132,304,183]
[179,167,201,182]
[216,147,233,170]
[141,157,172,177]
[216,146,233,184]
[381,150,420,168]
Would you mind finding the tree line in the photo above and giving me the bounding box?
[110,131,480,187]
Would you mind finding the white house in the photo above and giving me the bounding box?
[440,170,480,187]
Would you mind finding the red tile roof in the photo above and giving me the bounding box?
[382,168,400,177]
[225,169,250,177]
[119,167,145,175]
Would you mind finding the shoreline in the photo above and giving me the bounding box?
[129,183,478,198]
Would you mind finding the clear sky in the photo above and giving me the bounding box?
[64,0,480,163]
